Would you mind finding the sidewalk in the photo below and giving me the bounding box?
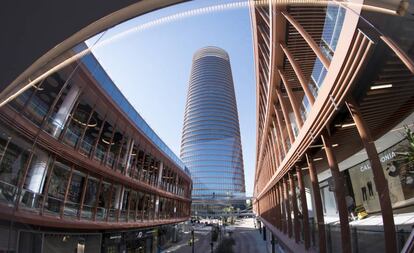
[324,212,414,229]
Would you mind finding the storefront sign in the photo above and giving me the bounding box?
[359,151,396,172]
[349,139,414,212]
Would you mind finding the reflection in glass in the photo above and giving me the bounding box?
[45,159,71,215]
[0,126,31,206]
[81,176,99,219]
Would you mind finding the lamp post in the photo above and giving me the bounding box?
[191,228,195,253]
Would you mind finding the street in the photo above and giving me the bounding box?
[162,218,268,253]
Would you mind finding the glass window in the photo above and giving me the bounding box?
[96,181,111,220]
[79,108,105,157]
[9,85,35,112]
[44,159,71,215]
[108,184,121,221]
[106,129,124,169]
[81,176,99,220]
[64,169,87,218]
[95,118,115,163]
[137,192,145,221]
[22,74,65,127]
[128,191,138,221]
[62,95,95,148]
[0,126,31,206]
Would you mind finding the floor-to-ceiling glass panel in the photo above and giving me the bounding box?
[81,176,99,220]
[44,158,71,215]
[64,169,87,218]
[96,181,111,221]
[0,125,31,206]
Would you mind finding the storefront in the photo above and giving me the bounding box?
[319,170,354,216]
[17,230,101,253]
[102,228,156,253]
[348,139,414,213]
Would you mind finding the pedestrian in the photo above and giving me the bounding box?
[346,195,355,221]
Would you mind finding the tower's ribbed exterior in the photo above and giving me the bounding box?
[181,47,246,216]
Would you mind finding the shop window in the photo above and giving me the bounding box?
[129,191,138,221]
[81,176,99,220]
[44,159,71,215]
[348,139,414,212]
[142,154,151,183]
[0,126,31,206]
[107,130,124,169]
[134,149,145,180]
[62,95,95,148]
[79,108,105,157]
[95,119,115,163]
[96,181,111,220]
[22,73,66,127]
[64,169,87,217]
[109,184,121,221]
[137,192,145,221]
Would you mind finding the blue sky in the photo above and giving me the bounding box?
[86,0,256,196]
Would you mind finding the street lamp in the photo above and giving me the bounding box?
[191,227,195,253]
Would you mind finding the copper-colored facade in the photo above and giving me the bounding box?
[251,1,414,252]
[0,43,191,252]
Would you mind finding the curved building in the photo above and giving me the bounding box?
[181,47,246,217]
[0,42,192,252]
[251,1,414,253]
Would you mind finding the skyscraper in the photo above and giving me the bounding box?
[181,46,246,216]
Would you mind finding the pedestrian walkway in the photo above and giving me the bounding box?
[228,218,269,253]
[324,212,414,228]
[162,218,270,253]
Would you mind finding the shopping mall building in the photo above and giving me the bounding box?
[0,43,192,252]
[251,0,414,253]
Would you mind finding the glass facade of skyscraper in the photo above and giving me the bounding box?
[181,47,246,216]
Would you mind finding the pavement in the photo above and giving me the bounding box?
[162,218,270,253]
[324,211,414,229]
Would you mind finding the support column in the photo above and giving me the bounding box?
[296,165,310,249]
[157,161,164,187]
[123,139,134,175]
[114,185,124,210]
[279,182,286,233]
[51,84,81,137]
[306,153,326,253]
[346,99,397,253]
[271,233,276,253]
[275,184,281,230]
[321,133,351,253]
[263,225,267,241]
[288,170,300,243]
[25,151,49,194]
[283,177,292,237]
